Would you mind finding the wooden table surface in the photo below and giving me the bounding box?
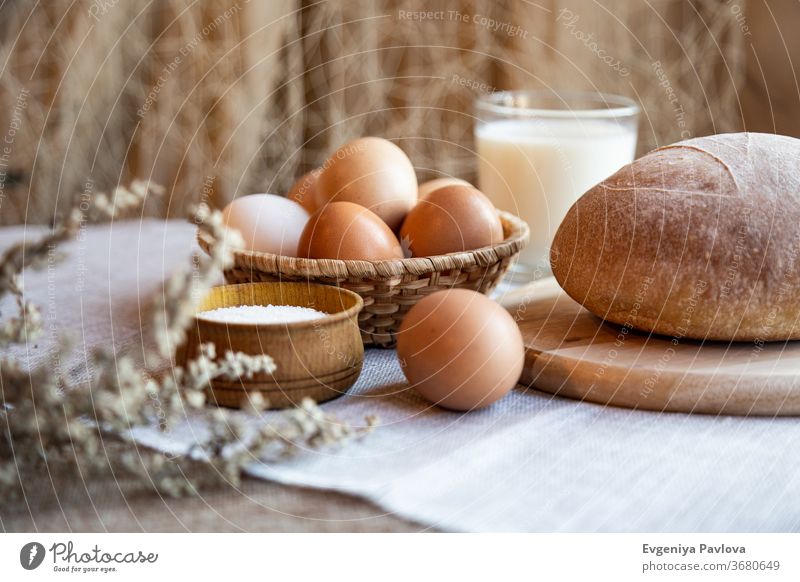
[3,476,428,533]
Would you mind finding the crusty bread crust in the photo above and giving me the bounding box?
[551,132,800,341]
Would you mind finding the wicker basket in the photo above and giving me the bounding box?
[198,211,529,347]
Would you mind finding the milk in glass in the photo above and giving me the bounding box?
[475,92,638,280]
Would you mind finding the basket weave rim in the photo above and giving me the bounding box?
[197,210,530,279]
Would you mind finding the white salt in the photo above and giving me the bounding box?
[197,304,327,324]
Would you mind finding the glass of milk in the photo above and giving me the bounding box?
[475,90,639,283]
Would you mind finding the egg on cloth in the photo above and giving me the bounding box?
[417,177,472,199]
[397,289,525,411]
[298,201,404,261]
[316,137,418,231]
[400,184,504,256]
[287,168,321,214]
[221,193,309,256]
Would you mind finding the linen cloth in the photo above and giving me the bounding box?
[4,220,799,532]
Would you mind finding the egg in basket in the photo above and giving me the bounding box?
[198,137,529,347]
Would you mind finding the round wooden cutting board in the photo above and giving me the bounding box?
[499,278,800,415]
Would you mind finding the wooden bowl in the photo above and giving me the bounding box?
[182,282,364,408]
[198,211,529,347]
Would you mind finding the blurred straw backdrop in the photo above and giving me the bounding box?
[0,0,765,225]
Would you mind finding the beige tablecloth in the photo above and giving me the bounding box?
[4,220,800,532]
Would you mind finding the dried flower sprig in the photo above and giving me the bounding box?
[0,208,81,349]
[0,294,42,346]
[0,180,167,348]
[89,179,166,221]
[182,395,377,491]
[149,203,243,361]
[0,184,376,501]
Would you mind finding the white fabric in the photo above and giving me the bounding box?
[6,220,800,532]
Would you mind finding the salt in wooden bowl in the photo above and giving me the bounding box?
[183,281,364,408]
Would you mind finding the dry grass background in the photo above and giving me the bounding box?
[0,0,779,226]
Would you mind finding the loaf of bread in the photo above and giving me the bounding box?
[551,132,800,342]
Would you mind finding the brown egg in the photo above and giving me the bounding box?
[222,193,309,256]
[298,201,404,261]
[417,177,471,199]
[316,137,418,231]
[397,289,524,411]
[287,169,321,214]
[399,185,504,257]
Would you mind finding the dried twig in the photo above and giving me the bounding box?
[0,184,375,499]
